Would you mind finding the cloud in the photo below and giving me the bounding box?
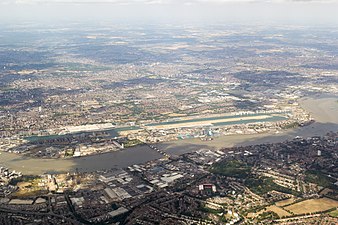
[2,0,338,25]
[7,0,172,4]
[4,0,338,5]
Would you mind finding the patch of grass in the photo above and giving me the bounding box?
[305,170,336,188]
[210,160,251,179]
[199,205,224,215]
[12,189,47,198]
[9,175,40,186]
[257,211,279,221]
[245,177,300,196]
[65,148,74,157]
[122,139,144,148]
[329,209,338,217]
[281,122,299,129]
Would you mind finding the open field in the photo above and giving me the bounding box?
[247,205,291,218]
[275,198,297,207]
[262,205,291,217]
[284,198,338,215]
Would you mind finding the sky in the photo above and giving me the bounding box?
[1,0,338,25]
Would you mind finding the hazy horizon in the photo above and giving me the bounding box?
[1,0,338,26]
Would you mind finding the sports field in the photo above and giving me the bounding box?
[284,198,338,215]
